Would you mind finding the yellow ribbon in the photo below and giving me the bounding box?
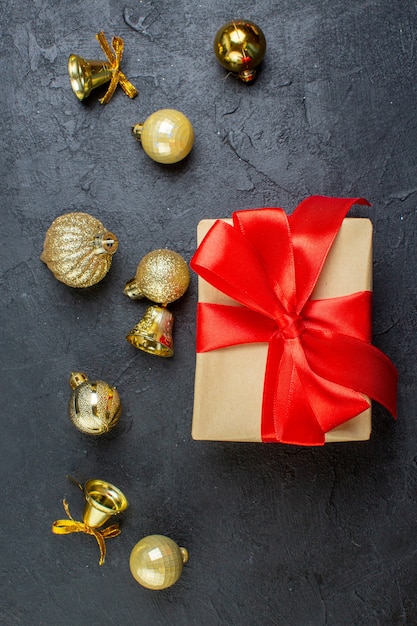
[52,499,121,566]
[96,31,138,104]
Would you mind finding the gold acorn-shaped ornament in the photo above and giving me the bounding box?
[124,249,190,357]
[68,372,122,435]
[129,535,189,590]
[41,212,118,288]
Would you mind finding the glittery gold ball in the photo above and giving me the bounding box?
[68,372,122,435]
[134,249,190,305]
[129,535,188,590]
[132,109,194,164]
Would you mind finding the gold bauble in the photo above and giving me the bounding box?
[124,249,190,305]
[213,20,266,82]
[68,372,122,435]
[132,109,194,164]
[129,535,188,590]
[41,212,118,288]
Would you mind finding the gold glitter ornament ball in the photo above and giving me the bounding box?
[132,109,194,164]
[68,372,122,435]
[213,20,266,82]
[125,249,190,305]
[129,535,189,590]
[41,212,118,288]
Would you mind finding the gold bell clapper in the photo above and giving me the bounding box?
[68,31,138,104]
[52,478,128,566]
[68,372,122,435]
[125,249,190,357]
[213,20,266,82]
[129,535,189,590]
[41,212,118,288]
[132,109,194,164]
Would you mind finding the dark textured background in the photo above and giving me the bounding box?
[1,1,416,624]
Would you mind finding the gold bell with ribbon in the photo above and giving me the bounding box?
[124,249,190,357]
[213,20,266,82]
[52,478,128,565]
[68,31,138,104]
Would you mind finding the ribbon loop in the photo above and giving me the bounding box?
[191,197,398,445]
[96,31,138,104]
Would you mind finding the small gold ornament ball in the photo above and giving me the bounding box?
[213,20,266,82]
[129,535,189,590]
[134,249,190,305]
[68,372,122,435]
[132,109,194,164]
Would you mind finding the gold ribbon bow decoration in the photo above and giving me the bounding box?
[96,31,138,104]
[52,499,121,566]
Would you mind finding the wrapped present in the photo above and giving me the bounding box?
[190,196,397,446]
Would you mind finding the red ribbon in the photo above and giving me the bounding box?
[190,196,397,446]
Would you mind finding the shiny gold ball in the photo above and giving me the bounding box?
[132,109,194,164]
[129,535,188,590]
[213,20,266,82]
[41,212,118,288]
[68,372,122,435]
[127,249,190,305]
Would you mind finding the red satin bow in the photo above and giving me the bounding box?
[190,196,397,446]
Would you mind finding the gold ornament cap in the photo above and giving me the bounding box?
[124,249,190,305]
[213,20,266,82]
[41,212,118,288]
[129,534,188,590]
[68,372,122,435]
[132,109,194,164]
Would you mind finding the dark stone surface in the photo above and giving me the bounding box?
[1,1,416,624]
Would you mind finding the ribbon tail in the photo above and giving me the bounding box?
[96,31,116,62]
[118,72,139,98]
[91,529,107,566]
[261,335,326,445]
[303,330,398,418]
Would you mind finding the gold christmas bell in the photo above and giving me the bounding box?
[68,54,112,101]
[52,478,128,565]
[82,479,128,529]
[68,372,122,435]
[125,249,190,357]
[129,535,189,590]
[132,109,194,164]
[41,212,118,288]
[213,20,266,82]
[68,31,138,104]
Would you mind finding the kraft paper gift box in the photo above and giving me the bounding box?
[192,215,374,444]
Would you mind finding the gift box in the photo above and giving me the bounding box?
[190,197,397,446]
